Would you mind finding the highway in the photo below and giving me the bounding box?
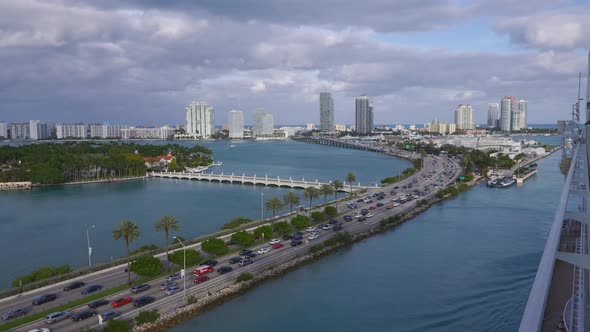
[2,154,462,332]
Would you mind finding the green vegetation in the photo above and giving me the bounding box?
[381,167,418,184]
[560,158,572,176]
[345,172,357,195]
[201,238,229,256]
[130,255,163,277]
[168,249,201,266]
[514,153,526,161]
[283,191,300,212]
[291,214,311,230]
[265,196,284,233]
[104,318,132,332]
[135,309,160,326]
[310,211,325,222]
[309,232,353,253]
[273,221,292,235]
[113,220,141,285]
[324,206,337,217]
[332,179,344,202]
[154,215,179,258]
[221,216,253,230]
[231,231,255,247]
[303,187,319,214]
[253,225,273,239]
[12,265,71,288]
[436,183,470,199]
[236,272,253,283]
[320,183,335,204]
[0,142,213,184]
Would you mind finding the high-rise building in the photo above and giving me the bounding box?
[10,123,30,140]
[0,122,7,139]
[253,110,274,136]
[454,104,474,130]
[228,110,244,139]
[319,92,334,131]
[518,100,527,129]
[587,51,590,123]
[29,120,49,140]
[487,103,499,128]
[185,102,215,139]
[56,124,86,139]
[355,95,373,135]
[500,97,512,131]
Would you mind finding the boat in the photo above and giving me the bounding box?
[487,175,515,188]
[230,145,236,148]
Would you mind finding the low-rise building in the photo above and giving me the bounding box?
[122,126,174,139]
[10,123,30,140]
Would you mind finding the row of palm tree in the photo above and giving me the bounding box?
[113,216,179,285]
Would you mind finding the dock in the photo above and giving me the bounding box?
[0,182,32,191]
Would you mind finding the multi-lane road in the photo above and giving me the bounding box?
[3,154,462,332]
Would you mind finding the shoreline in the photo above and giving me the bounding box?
[30,175,148,188]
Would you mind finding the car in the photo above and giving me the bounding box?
[166,286,183,295]
[392,202,400,207]
[2,308,26,320]
[32,294,57,306]
[81,285,102,295]
[201,259,219,266]
[356,198,364,202]
[343,215,353,222]
[282,234,293,241]
[366,199,373,203]
[328,219,338,224]
[111,297,133,308]
[306,226,316,232]
[361,208,369,214]
[229,257,242,264]
[292,234,303,240]
[26,329,50,332]
[393,186,399,189]
[294,232,304,237]
[385,204,394,209]
[131,284,151,293]
[160,281,178,290]
[194,265,215,276]
[217,266,233,274]
[321,224,333,230]
[194,275,210,284]
[257,247,270,254]
[291,240,303,247]
[269,239,281,245]
[308,234,319,240]
[244,252,256,259]
[376,202,384,207]
[63,281,85,291]
[44,311,71,324]
[376,196,384,200]
[166,272,182,281]
[272,243,284,249]
[133,296,156,307]
[358,216,367,222]
[100,310,121,321]
[239,258,253,266]
[369,206,377,210]
[333,225,343,231]
[87,299,110,309]
[366,212,374,217]
[354,213,362,218]
[239,249,252,256]
[70,310,97,322]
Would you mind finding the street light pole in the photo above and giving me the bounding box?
[86,225,95,268]
[174,236,187,303]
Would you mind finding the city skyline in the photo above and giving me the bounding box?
[0,1,588,126]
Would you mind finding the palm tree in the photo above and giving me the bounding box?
[303,187,320,216]
[345,172,357,196]
[113,220,141,285]
[332,179,344,202]
[283,191,300,213]
[155,215,179,259]
[265,196,284,234]
[320,183,334,205]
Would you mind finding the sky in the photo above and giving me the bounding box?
[0,0,589,126]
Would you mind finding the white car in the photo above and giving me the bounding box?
[28,330,51,332]
[269,239,280,245]
[392,202,401,207]
[308,234,320,240]
[322,224,334,230]
[257,247,270,254]
[354,213,362,218]
[366,212,374,218]
[306,226,316,232]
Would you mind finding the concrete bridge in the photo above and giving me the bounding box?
[149,171,375,192]
[292,136,383,152]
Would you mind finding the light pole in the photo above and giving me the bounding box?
[86,225,95,268]
[173,236,187,303]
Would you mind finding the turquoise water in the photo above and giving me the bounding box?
[169,149,564,332]
[0,140,411,287]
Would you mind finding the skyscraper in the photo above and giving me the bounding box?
[29,120,49,140]
[586,50,590,123]
[319,92,334,131]
[454,104,474,130]
[228,110,244,139]
[355,95,373,135]
[500,97,512,131]
[253,110,274,136]
[0,122,7,139]
[487,103,499,128]
[185,102,215,139]
[518,99,527,129]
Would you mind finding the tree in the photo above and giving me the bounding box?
[265,196,284,234]
[236,272,253,283]
[311,211,325,222]
[201,238,229,256]
[283,191,300,213]
[324,206,337,217]
[155,215,179,259]
[303,187,320,215]
[136,309,160,326]
[345,172,357,196]
[113,220,141,285]
[332,180,344,202]
[291,214,311,230]
[168,249,201,266]
[104,318,132,332]
[130,255,163,277]
[273,221,292,235]
[221,216,253,230]
[253,225,273,239]
[231,231,255,247]
[319,183,335,205]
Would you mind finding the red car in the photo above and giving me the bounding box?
[194,275,210,284]
[369,206,377,210]
[194,265,215,276]
[111,297,133,308]
[272,243,284,249]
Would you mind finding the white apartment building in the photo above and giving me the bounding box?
[253,110,274,136]
[10,123,30,139]
[454,104,474,130]
[228,110,244,139]
[121,126,174,139]
[185,102,215,139]
[0,122,7,138]
[56,124,86,139]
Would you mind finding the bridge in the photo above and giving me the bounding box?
[149,171,375,192]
